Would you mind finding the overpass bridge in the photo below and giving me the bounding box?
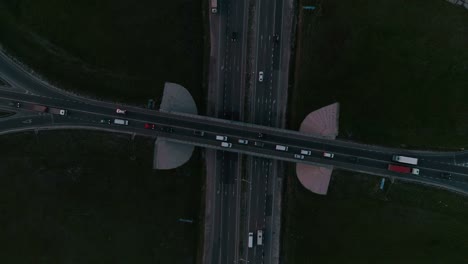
[0,88,468,195]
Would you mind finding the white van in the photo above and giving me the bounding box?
[113,119,129,125]
[300,149,311,155]
[275,145,288,151]
[216,135,228,141]
[248,232,253,248]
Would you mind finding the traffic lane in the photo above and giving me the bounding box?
[1,91,467,175]
[0,53,70,100]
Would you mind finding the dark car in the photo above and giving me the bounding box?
[257,133,264,138]
[440,172,452,180]
[273,34,280,43]
[231,32,238,42]
[254,141,264,147]
[194,130,205,136]
[348,156,358,162]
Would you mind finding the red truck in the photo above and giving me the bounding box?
[388,164,419,175]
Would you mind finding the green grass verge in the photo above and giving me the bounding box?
[0,0,205,107]
[283,0,468,262]
[0,131,202,263]
[282,171,468,263]
[291,0,468,148]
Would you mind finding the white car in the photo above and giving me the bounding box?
[294,154,305,160]
[238,139,249,144]
[258,71,264,82]
[300,150,312,155]
[323,152,334,158]
[216,135,228,141]
[221,142,232,148]
[116,108,127,114]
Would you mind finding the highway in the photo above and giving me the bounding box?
[247,0,287,262]
[209,0,249,262]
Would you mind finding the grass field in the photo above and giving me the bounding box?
[0,0,205,107]
[282,171,468,263]
[0,131,202,263]
[290,0,468,148]
[283,0,468,263]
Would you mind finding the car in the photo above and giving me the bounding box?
[16,102,21,108]
[231,32,238,42]
[441,172,452,180]
[254,141,264,147]
[258,71,264,82]
[165,127,174,133]
[100,119,112,124]
[116,108,127,114]
[216,135,228,141]
[323,152,334,158]
[300,150,311,155]
[273,34,280,43]
[294,154,305,160]
[144,123,155,129]
[221,142,232,148]
[238,139,249,144]
[348,156,358,162]
[194,130,205,136]
[257,132,264,138]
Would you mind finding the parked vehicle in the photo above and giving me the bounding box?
[258,71,264,82]
[216,135,228,141]
[300,150,311,155]
[323,152,334,158]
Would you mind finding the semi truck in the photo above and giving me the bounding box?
[211,0,217,13]
[49,107,68,116]
[31,105,48,112]
[113,119,129,125]
[31,105,68,115]
[392,155,418,165]
[388,164,419,175]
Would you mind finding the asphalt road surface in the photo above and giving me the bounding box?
[210,0,249,262]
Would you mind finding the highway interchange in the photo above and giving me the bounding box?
[0,4,468,264]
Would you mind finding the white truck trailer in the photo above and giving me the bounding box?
[392,155,418,165]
